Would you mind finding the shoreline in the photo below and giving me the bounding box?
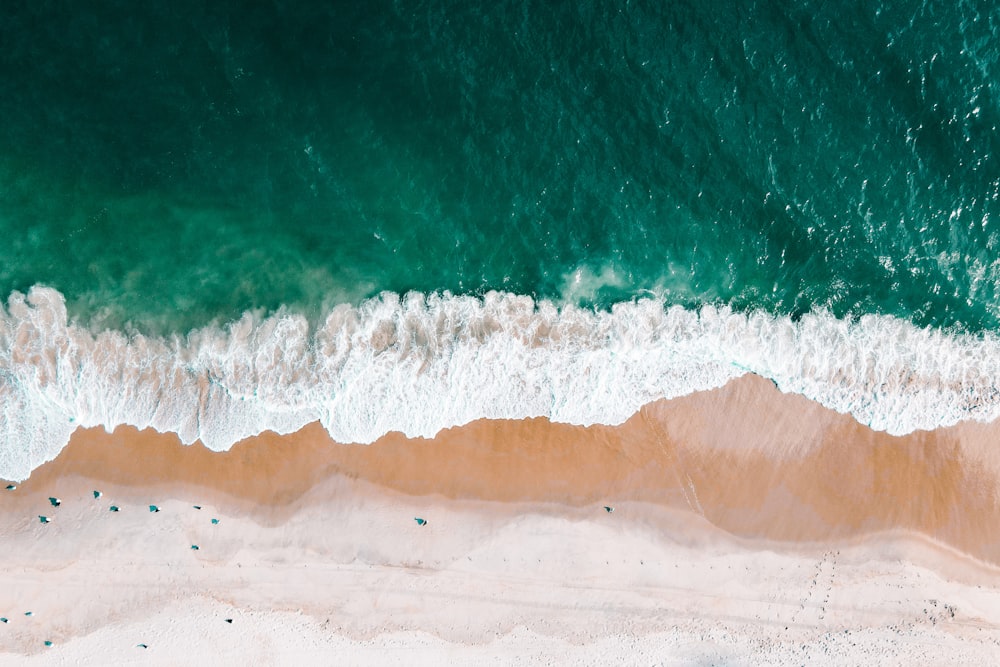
[8,286,1000,486]
[7,374,1000,560]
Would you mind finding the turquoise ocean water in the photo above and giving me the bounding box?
[2,0,1000,478]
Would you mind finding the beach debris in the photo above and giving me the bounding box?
[193,505,202,510]
[211,518,219,525]
[38,516,51,524]
[93,490,102,499]
[48,497,61,507]
[44,640,52,647]
[109,505,120,512]
[148,505,160,513]
[604,506,614,513]
[5,484,15,491]
[190,545,199,550]
[137,644,148,649]
[225,618,233,624]
[414,517,427,526]
[24,611,33,617]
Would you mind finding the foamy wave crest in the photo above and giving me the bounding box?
[3,285,1000,480]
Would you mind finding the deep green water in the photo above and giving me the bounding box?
[2,0,999,333]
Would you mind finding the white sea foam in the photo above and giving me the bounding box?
[2,285,1000,480]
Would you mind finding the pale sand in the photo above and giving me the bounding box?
[2,375,1000,664]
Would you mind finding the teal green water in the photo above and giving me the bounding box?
[2,0,999,333]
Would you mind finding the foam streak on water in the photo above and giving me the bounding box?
[2,285,999,480]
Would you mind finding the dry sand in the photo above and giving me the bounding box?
[2,375,1000,664]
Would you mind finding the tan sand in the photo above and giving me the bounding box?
[2,374,1000,664]
[10,374,1000,559]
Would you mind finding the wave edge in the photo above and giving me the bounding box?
[2,286,998,480]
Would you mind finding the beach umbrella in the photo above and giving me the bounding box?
[414,517,427,526]
[109,505,120,512]
[47,497,60,507]
[93,490,102,498]
[149,505,160,513]
[38,516,50,524]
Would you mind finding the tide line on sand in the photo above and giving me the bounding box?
[5,374,1000,560]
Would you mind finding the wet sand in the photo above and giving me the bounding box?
[2,375,1000,664]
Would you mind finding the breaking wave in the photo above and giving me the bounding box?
[2,285,1000,480]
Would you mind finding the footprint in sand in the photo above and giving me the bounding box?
[791,551,836,624]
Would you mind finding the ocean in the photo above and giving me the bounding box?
[2,0,999,479]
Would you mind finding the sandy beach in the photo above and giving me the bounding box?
[2,374,1000,664]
